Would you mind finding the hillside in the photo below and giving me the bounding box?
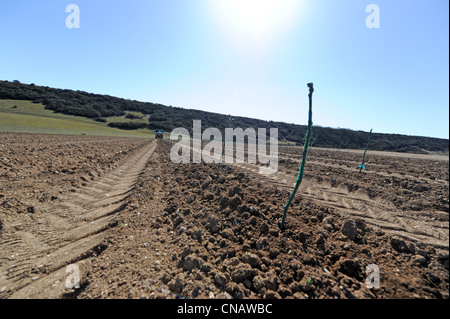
[0,80,448,154]
[0,99,154,138]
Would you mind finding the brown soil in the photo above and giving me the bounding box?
[0,133,448,299]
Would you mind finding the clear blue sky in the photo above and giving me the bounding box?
[1,0,448,138]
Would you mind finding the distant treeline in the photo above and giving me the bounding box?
[1,80,448,154]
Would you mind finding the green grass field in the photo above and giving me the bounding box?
[0,100,155,138]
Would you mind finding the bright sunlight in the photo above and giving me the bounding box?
[212,0,302,40]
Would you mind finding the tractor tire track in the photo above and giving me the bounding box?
[0,140,157,299]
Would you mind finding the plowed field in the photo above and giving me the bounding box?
[0,133,448,299]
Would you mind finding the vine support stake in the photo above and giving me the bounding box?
[359,129,373,173]
[280,83,314,231]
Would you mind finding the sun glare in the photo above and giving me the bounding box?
[213,0,301,39]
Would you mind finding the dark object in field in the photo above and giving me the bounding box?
[155,129,164,139]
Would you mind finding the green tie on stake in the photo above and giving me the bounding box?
[358,129,373,173]
[280,83,314,231]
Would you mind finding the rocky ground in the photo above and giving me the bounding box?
[0,134,448,299]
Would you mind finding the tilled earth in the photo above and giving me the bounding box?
[0,133,448,299]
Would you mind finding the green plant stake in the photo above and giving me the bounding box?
[280,83,314,231]
[359,129,373,173]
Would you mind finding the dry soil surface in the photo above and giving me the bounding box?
[0,133,448,299]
